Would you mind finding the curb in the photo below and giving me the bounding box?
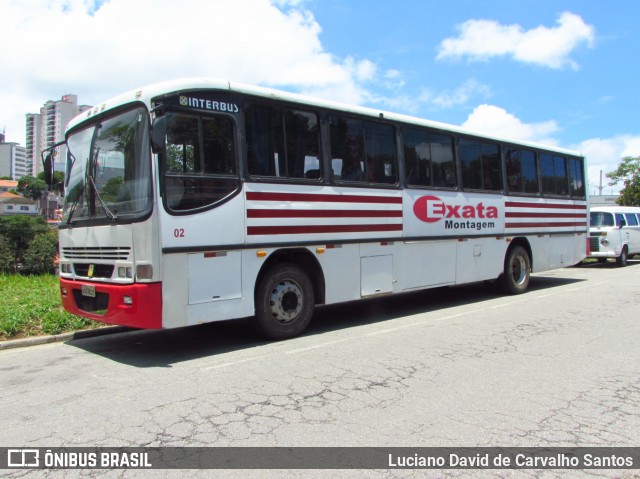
[0,326,132,351]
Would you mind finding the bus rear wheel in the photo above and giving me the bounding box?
[255,263,315,340]
[501,246,531,294]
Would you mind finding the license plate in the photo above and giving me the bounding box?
[81,284,96,298]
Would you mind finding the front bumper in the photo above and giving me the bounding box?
[60,278,163,329]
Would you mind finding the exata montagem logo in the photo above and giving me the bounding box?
[413,195,499,231]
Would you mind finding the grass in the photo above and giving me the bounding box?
[0,274,101,341]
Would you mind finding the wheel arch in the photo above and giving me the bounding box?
[507,237,533,270]
[255,248,326,305]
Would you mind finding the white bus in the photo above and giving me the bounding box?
[588,206,640,266]
[44,78,588,339]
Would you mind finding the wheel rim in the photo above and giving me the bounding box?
[269,279,303,323]
[510,255,528,286]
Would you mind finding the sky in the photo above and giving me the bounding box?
[1,0,639,195]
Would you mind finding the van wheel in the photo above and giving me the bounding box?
[616,247,628,267]
[255,263,314,340]
[501,246,531,294]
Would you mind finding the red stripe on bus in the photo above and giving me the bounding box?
[247,209,403,218]
[505,222,587,228]
[247,224,403,235]
[246,191,402,204]
[505,201,586,210]
[506,212,587,218]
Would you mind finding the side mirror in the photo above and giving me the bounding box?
[43,152,53,187]
[151,115,166,154]
[620,219,627,229]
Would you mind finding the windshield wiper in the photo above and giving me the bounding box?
[66,184,85,225]
[88,175,118,222]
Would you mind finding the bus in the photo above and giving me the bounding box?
[43,78,588,339]
[588,206,640,266]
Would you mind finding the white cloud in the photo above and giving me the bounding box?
[0,0,375,145]
[575,136,640,195]
[420,79,491,109]
[459,105,640,196]
[437,12,595,69]
[461,104,559,144]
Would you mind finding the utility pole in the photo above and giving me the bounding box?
[598,170,604,195]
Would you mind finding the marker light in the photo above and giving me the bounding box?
[123,296,133,305]
[136,265,153,279]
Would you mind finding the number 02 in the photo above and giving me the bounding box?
[173,228,185,238]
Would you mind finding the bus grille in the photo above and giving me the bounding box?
[62,246,131,261]
[73,264,115,278]
[589,236,600,252]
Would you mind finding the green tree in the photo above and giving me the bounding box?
[0,215,48,273]
[17,175,47,201]
[37,170,65,195]
[22,230,59,275]
[607,156,640,206]
[0,236,13,273]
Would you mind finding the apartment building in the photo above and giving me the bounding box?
[26,94,92,176]
[0,136,28,180]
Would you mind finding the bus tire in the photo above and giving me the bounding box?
[616,246,628,267]
[255,263,315,340]
[501,246,531,295]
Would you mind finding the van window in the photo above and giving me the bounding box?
[616,213,625,227]
[625,213,639,226]
[590,212,614,227]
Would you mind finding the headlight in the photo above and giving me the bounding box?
[117,266,133,278]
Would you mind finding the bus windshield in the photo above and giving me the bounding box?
[590,211,614,227]
[63,106,152,225]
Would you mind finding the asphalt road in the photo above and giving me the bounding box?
[2,260,640,479]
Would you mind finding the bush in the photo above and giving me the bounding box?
[0,236,13,273]
[0,215,51,274]
[22,230,59,275]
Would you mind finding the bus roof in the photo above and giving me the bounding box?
[68,77,583,158]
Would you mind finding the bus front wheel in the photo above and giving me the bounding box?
[501,246,531,295]
[255,263,315,340]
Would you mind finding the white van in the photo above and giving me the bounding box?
[588,206,640,266]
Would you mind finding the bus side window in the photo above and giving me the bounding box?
[506,148,537,194]
[459,139,501,191]
[329,115,397,186]
[246,105,321,180]
[569,157,586,198]
[329,116,364,181]
[404,128,455,188]
[163,112,239,212]
[541,154,569,197]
